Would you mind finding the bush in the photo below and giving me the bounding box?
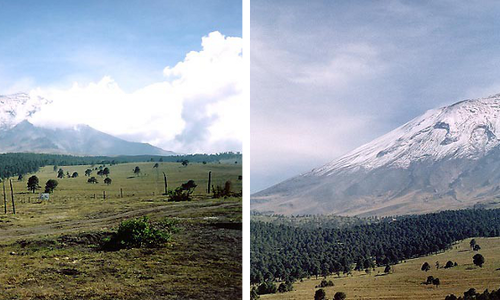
[314,289,326,300]
[334,292,347,300]
[257,282,277,295]
[212,180,233,198]
[104,216,177,250]
[168,180,197,202]
[278,281,294,293]
[316,279,334,288]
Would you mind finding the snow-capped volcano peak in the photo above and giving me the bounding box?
[312,94,500,176]
[0,92,52,130]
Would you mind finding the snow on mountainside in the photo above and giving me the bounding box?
[0,93,175,156]
[313,94,500,176]
[252,93,500,217]
[0,93,51,130]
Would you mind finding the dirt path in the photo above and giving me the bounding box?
[0,201,237,243]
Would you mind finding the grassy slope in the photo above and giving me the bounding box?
[0,161,241,299]
[261,237,500,300]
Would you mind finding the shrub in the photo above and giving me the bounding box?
[334,292,347,300]
[104,216,175,250]
[314,289,326,300]
[316,279,334,288]
[257,282,277,295]
[212,180,233,198]
[168,180,197,202]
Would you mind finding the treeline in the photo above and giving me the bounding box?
[0,152,242,179]
[251,209,500,284]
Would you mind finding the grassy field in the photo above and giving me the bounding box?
[0,161,242,299]
[261,237,500,300]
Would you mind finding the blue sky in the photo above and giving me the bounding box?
[0,0,241,93]
[251,0,500,192]
[0,1,243,154]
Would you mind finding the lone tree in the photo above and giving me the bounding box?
[334,292,347,300]
[421,262,431,272]
[72,172,79,178]
[87,177,98,184]
[57,168,64,179]
[133,166,141,176]
[384,265,391,274]
[85,169,92,176]
[44,179,58,193]
[314,289,326,300]
[432,278,440,288]
[104,177,112,185]
[27,175,40,193]
[470,239,477,249]
[473,254,485,268]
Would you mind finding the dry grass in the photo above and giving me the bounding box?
[261,237,500,300]
[0,161,241,299]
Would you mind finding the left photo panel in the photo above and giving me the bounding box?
[0,1,243,299]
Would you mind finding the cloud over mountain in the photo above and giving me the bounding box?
[27,31,243,154]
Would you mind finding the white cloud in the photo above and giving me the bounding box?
[28,31,243,154]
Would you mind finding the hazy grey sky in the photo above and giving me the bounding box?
[251,0,500,193]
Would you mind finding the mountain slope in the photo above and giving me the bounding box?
[0,120,175,156]
[252,93,500,216]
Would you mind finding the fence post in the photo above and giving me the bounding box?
[207,171,212,194]
[9,180,15,214]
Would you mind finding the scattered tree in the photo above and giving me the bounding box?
[444,261,454,268]
[153,163,159,168]
[256,282,277,295]
[473,244,481,251]
[470,239,477,249]
[57,168,64,178]
[314,289,326,300]
[181,159,189,167]
[87,177,98,184]
[85,169,92,176]
[104,177,112,185]
[334,292,347,300]
[426,276,435,285]
[473,253,485,268]
[44,179,58,193]
[384,265,391,274]
[72,172,79,178]
[433,278,440,288]
[27,175,40,193]
[103,167,110,177]
[133,166,141,176]
[421,262,431,272]
[17,174,23,181]
[53,165,58,172]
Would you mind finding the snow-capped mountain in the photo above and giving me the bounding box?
[252,93,500,216]
[0,93,175,156]
[0,93,51,130]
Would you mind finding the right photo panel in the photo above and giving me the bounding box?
[250,1,500,299]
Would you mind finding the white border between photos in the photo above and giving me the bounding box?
[243,0,250,299]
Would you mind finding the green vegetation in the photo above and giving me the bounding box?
[257,237,500,300]
[103,216,177,250]
[251,209,500,284]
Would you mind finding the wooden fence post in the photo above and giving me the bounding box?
[163,172,168,195]
[120,188,123,198]
[2,181,6,214]
[207,171,212,194]
[103,191,106,200]
[9,180,15,214]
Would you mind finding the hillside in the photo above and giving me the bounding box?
[260,237,500,300]
[252,93,500,216]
